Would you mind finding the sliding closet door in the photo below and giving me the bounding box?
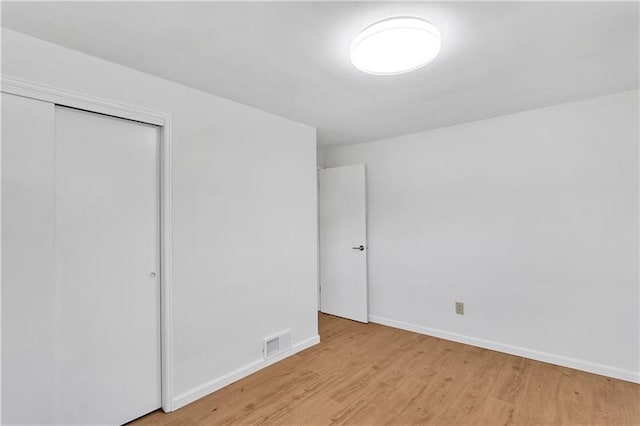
[54,107,161,424]
[2,93,57,425]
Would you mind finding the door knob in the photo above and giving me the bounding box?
[149,272,157,278]
[352,245,365,251]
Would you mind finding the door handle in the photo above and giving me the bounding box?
[352,245,365,251]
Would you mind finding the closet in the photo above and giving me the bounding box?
[2,93,161,425]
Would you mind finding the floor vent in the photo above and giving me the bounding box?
[263,329,292,359]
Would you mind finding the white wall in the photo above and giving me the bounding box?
[1,27,319,419]
[323,90,639,383]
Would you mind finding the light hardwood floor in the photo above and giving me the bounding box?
[133,313,639,425]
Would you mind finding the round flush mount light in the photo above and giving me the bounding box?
[350,17,441,75]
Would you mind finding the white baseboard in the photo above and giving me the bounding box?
[368,315,639,384]
[172,334,320,411]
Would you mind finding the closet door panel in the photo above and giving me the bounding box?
[1,93,57,425]
[53,106,161,425]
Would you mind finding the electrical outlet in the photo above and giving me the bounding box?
[455,302,464,315]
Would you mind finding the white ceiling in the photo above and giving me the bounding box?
[2,1,638,147]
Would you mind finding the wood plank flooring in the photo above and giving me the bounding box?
[133,313,639,425]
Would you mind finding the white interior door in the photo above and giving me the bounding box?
[319,164,368,323]
[54,106,161,424]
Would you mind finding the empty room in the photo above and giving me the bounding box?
[1,1,638,425]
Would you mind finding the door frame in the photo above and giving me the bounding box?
[1,76,176,412]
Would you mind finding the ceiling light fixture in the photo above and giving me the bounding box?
[350,17,441,75]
